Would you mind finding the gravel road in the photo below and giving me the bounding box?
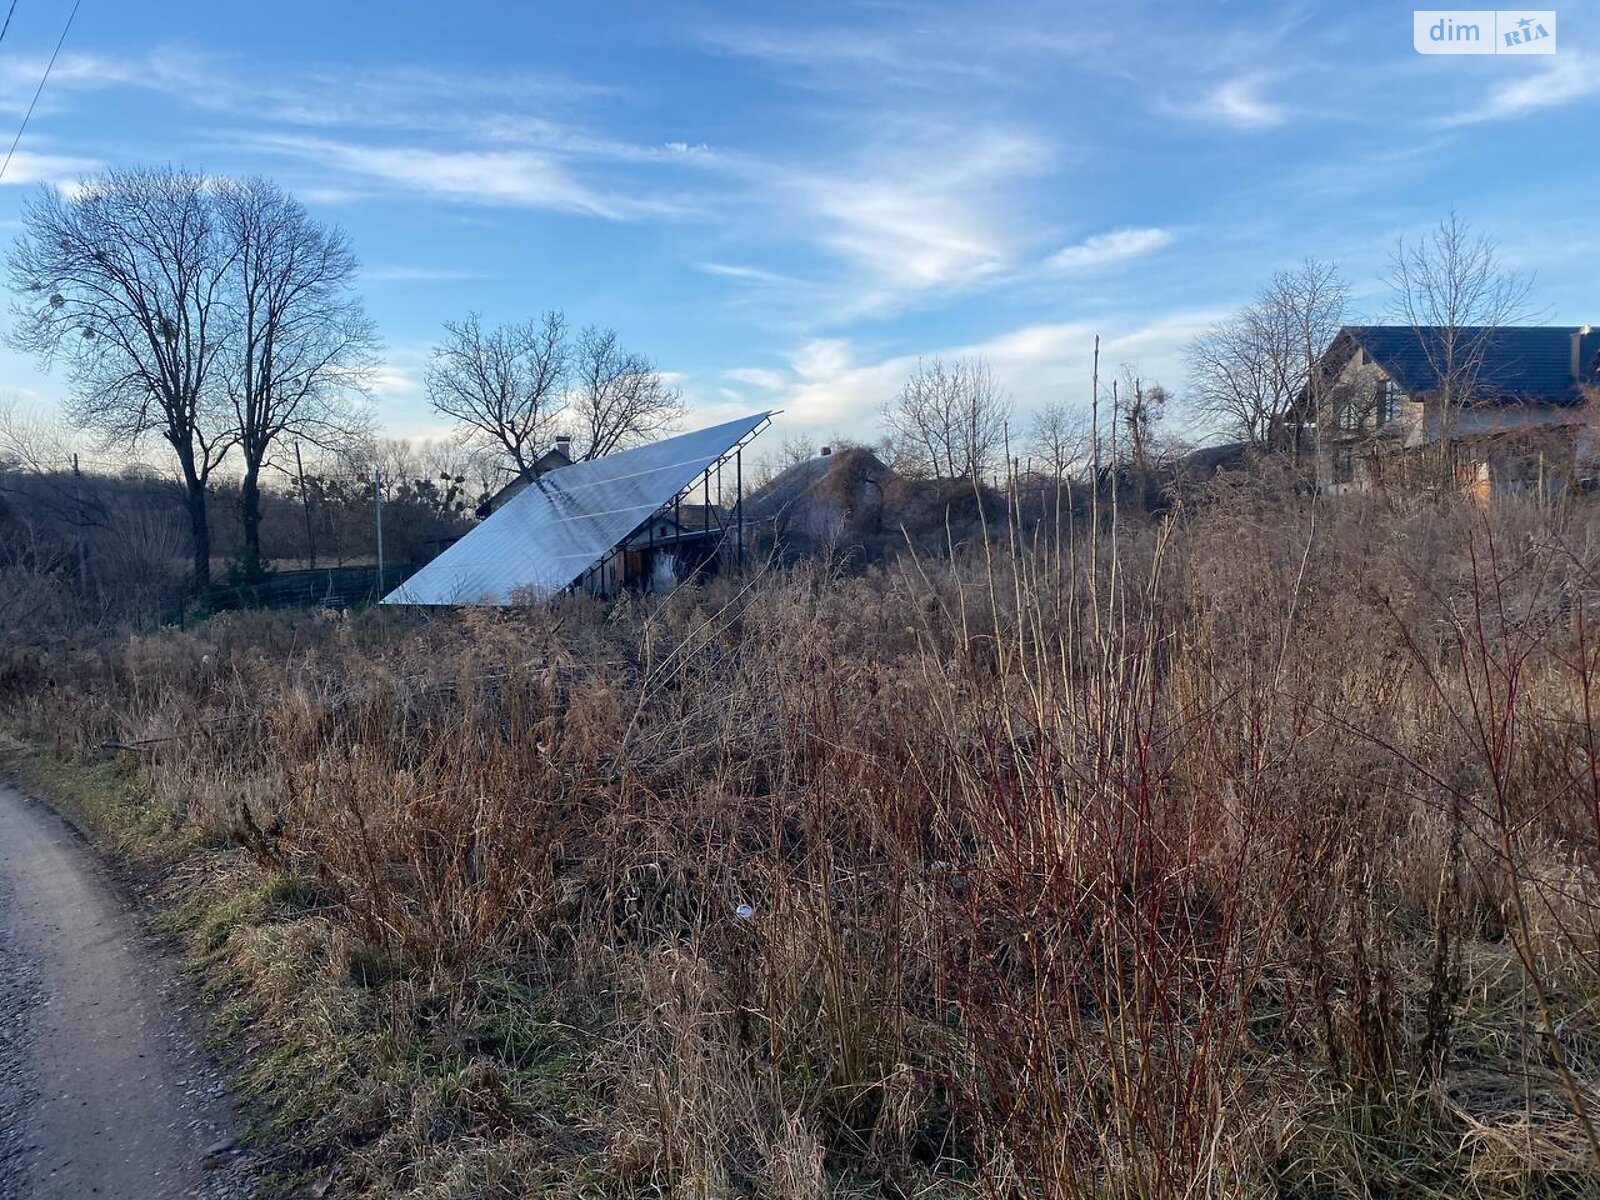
[0,780,255,1199]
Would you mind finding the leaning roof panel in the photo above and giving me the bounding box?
[382,412,770,606]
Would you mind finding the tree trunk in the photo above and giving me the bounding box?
[186,478,211,592]
[239,463,264,583]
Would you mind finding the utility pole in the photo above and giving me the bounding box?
[294,442,316,569]
[373,468,385,595]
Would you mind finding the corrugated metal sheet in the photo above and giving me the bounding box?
[383,412,770,606]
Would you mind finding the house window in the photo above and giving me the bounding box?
[1375,380,1400,428]
[1332,447,1354,483]
[1338,397,1361,433]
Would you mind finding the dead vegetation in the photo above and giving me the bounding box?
[4,480,1600,1198]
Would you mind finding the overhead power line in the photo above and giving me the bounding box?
[0,0,84,185]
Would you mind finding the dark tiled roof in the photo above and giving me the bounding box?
[1341,325,1600,408]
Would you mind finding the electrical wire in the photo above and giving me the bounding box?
[0,2,22,48]
[0,0,83,184]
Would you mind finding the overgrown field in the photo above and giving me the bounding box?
[4,483,1600,1198]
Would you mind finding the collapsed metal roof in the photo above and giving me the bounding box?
[382,412,772,606]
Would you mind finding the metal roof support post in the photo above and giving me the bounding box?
[717,457,728,534]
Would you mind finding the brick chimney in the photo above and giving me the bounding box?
[555,434,573,458]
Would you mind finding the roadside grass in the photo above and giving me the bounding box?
[3,484,1599,1197]
[0,734,172,850]
[0,734,616,1196]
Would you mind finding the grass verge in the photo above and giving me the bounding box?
[0,733,611,1198]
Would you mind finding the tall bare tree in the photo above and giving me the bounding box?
[1385,213,1532,459]
[8,166,236,588]
[1025,400,1090,481]
[1187,259,1348,452]
[216,177,377,580]
[569,324,683,459]
[426,311,569,479]
[882,356,1012,481]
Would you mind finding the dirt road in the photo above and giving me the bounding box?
[0,781,254,1199]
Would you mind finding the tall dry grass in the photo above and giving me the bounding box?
[5,481,1600,1197]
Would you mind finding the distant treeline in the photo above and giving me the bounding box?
[0,461,475,625]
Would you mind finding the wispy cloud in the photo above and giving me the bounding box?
[8,48,702,217]
[702,24,1006,90]
[722,310,1221,436]
[0,149,102,186]
[362,265,488,283]
[1046,227,1174,272]
[1190,75,1286,129]
[1442,52,1600,124]
[696,261,801,286]
[242,134,682,219]
[369,362,423,399]
[723,366,788,390]
[769,126,1054,316]
[7,49,617,132]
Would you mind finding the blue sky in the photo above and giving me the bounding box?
[0,0,1595,451]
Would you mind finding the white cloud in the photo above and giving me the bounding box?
[1,49,616,134]
[1046,227,1174,272]
[243,134,679,219]
[702,25,1004,89]
[762,127,1053,317]
[722,311,1222,440]
[363,265,486,283]
[1192,75,1285,128]
[724,367,787,390]
[1443,52,1600,124]
[0,149,101,187]
[0,49,702,217]
[697,262,800,285]
[369,363,422,398]
[298,186,371,206]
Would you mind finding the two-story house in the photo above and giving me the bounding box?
[1309,324,1600,499]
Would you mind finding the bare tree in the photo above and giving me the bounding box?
[8,166,236,589]
[1025,401,1091,481]
[1187,259,1348,452]
[779,432,819,468]
[1118,367,1170,477]
[0,394,78,475]
[1385,213,1532,458]
[215,177,377,580]
[569,325,683,459]
[881,356,1012,481]
[746,433,820,492]
[426,311,569,479]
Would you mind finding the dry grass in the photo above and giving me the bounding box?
[4,482,1600,1198]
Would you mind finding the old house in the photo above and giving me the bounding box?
[749,445,889,547]
[474,435,575,517]
[1309,324,1600,499]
